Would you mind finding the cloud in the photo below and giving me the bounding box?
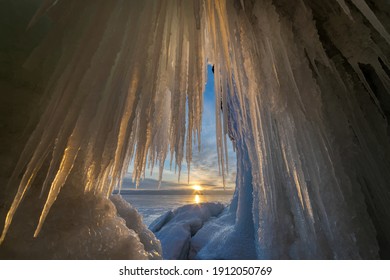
[121,177,188,190]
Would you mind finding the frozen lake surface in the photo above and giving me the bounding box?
[123,194,233,226]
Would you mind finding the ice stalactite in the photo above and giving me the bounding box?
[205,0,390,259]
[1,0,390,259]
[1,0,208,245]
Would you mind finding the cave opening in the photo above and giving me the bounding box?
[0,0,390,260]
[122,64,237,231]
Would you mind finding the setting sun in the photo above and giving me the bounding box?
[192,185,202,191]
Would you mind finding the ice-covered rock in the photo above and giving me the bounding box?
[110,195,162,259]
[150,202,224,259]
[190,209,257,260]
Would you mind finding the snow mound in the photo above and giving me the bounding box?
[0,193,162,259]
[110,195,162,259]
[150,202,224,259]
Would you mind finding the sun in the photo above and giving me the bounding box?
[193,185,202,191]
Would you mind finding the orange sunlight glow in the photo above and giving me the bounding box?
[193,185,202,191]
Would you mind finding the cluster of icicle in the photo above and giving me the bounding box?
[2,0,390,259]
[1,0,210,244]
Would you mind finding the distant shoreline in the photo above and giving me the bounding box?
[113,189,235,195]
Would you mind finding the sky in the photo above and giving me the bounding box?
[125,65,237,191]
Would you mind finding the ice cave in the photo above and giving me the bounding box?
[0,0,390,259]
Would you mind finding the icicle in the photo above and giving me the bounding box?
[240,0,245,11]
[351,0,390,45]
[335,0,353,20]
[34,131,81,237]
[27,0,58,29]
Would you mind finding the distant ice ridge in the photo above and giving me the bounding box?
[1,0,390,259]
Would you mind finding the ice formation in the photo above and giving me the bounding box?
[149,202,225,259]
[1,0,390,259]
